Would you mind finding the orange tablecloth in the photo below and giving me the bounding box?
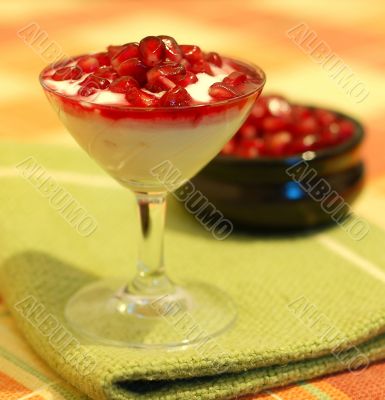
[1,1,385,399]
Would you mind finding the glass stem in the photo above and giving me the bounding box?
[128,192,174,295]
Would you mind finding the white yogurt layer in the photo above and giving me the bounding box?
[55,105,248,192]
[46,86,252,192]
[185,72,227,103]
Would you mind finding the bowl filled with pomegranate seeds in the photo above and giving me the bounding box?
[192,95,365,231]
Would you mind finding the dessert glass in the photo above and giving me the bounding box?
[39,59,265,348]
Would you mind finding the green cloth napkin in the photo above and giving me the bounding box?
[1,141,385,400]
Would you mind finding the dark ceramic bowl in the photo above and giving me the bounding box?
[191,108,365,231]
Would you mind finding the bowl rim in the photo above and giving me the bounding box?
[215,106,364,165]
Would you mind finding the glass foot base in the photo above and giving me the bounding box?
[65,279,237,348]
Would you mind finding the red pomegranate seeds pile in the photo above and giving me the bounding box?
[47,36,262,107]
[221,95,356,158]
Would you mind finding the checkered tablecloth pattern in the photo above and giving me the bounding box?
[1,0,385,399]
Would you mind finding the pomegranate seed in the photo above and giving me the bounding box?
[147,62,186,84]
[110,76,139,93]
[174,71,198,87]
[180,45,203,63]
[223,71,247,86]
[205,52,222,67]
[158,35,182,62]
[242,138,265,154]
[321,128,339,146]
[221,140,236,155]
[337,120,355,139]
[303,134,319,149]
[326,120,355,143]
[289,134,319,154]
[111,43,139,67]
[235,140,262,158]
[190,60,212,75]
[125,87,159,107]
[251,98,269,120]
[239,123,257,139]
[139,36,165,66]
[209,82,238,99]
[94,52,110,66]
[107,45,124,58]
[116,58,148,85]
[79,74,110,90]
[261,116,288,133]
[314,109,337,127]
[292,116,319,136]
[180,58,191,69]
[265,131,292,156]
[94,66,119,80]
[265,95,291,117]
[160,86,193,107]
[145,82,168,93]
[149,76,176,92]
[235,148,258,158]
[51,66,83,81]
[243,114,255,125]
[77,56,99,73]
[292,105,312,121]
[146,62,186,91]
[78,86,98,97]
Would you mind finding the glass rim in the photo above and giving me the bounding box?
[38,55,266,112]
